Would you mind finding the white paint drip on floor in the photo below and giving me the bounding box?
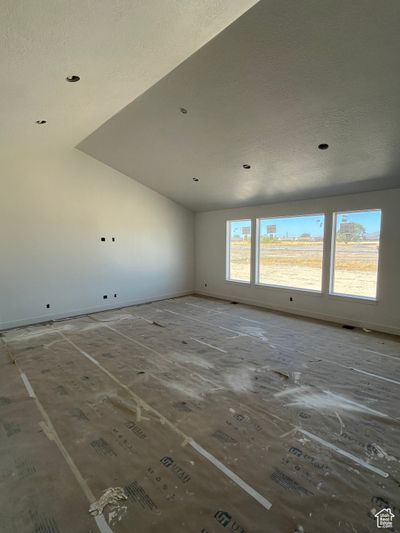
[168,351,214,370]
[334,411,345,435]
[323,391,388,418]
[239,326,277,348]
[293,372,301,384]
[225,369,254,393]
[274,386,310,398]
[276,386,389,418]
[162,380,211,400]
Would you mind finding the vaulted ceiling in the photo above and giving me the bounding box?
[1,0,257,160]
[3,1,400,212]
[79,0,400,211]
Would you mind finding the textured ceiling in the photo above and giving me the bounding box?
[1,0,258,160]
[79,0,400,211]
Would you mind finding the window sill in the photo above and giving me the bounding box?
[255,282,322,296]
[328,292,378,305]
[225,279,251,286]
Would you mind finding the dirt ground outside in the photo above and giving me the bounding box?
[229,240,379,297]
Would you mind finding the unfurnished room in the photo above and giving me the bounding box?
[1,1,400,532]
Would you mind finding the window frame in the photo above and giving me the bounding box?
[225,218,252,284]
[329,208,382,301]
[255,212,325,293]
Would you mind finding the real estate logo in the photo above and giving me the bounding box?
[374,508,394,529]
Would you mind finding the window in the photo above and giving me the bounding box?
[226,219,251,283]
[330,209,381,299]
[257,214,325,291]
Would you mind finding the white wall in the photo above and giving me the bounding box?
[195,189,400,335]
[0,149,194,329]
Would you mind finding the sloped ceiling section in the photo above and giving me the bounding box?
[79,0,400,212]
[1,0,259,159]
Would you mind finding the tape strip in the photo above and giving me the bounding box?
[17,369,113,533]
[323,391,388,418]
[56,327,273,512]
[95,514,113,533]
[190,440,272,510]
[298,429,389,478]
[351,367,400,386]
[189,337,227,353]
[20,372,36,398]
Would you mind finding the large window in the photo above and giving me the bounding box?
[330,209,381,299]
[257,214,325,291]
[226,219,251,283]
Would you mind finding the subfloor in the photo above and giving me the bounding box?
[1,295,399,533]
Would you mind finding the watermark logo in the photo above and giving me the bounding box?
[375,508,395,529]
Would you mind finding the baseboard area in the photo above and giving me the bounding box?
[0,289,194,331]
[194,289,400,336]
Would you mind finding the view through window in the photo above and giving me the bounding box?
[226,219,251,282]
[257,214,325,291]
[331,209,381,299]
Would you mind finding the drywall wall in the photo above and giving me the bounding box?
[195,189,400,335]
[0,149,194,329]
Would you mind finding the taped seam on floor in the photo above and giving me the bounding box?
[318,357,400,388]
[17,368,113,533]
[55,329,186,441]
[189,337,227,353]
[190,440,272,510]
[184,302,224,314]
[88,311,395,477]
[362,348,400,362]
[54,327,273,512]
[91,317,285,433]
[160,308,249,336]
[95,515,113,533]
[161,306,398,414]
[20,372,36,398]
[351,367,400,386]
[94,313,396,426]
[111,309,400,418]
[88,318,282,429]
[298,429,389,478]
[91,320,222,389]
[164,305,400,381]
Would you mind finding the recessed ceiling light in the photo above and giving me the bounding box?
[35,120,47,124]
[180,107,188,114]
[192,177,199,182]
[66,75,80,82]
[318,143,329,150]
[243,164,251,169]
